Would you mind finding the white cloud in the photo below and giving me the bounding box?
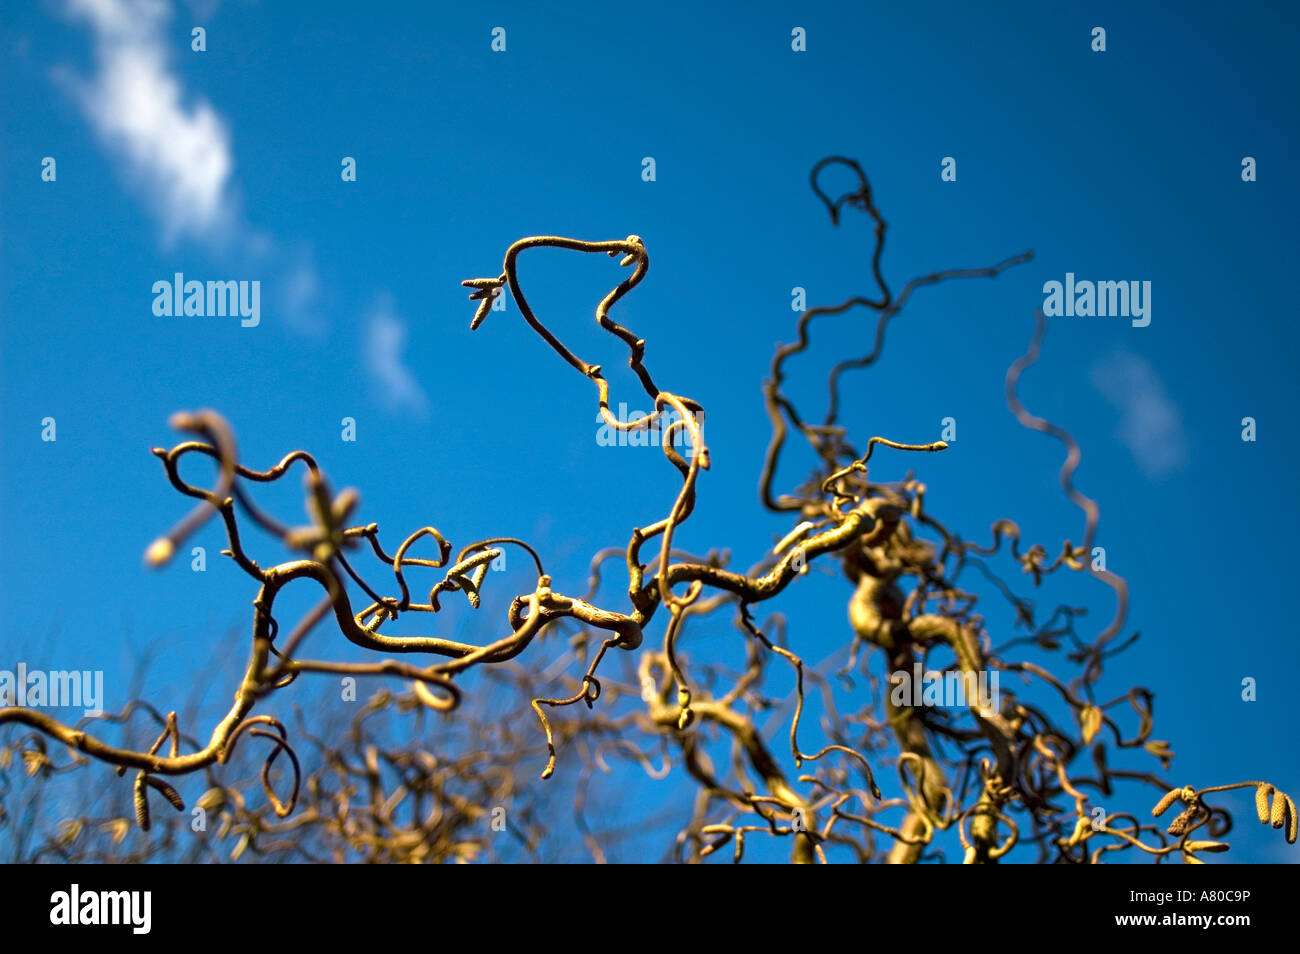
[365,295,429,417]
[57,0,326,332]
[1090,350,1189,480]
[60,0,232,244]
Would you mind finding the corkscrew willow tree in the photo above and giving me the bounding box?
[2,155,1294,863]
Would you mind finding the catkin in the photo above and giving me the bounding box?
[145,775,185,811]
[133,773,150,831]
[1256,784,1273,825]
[1166,807,1196,836]
[1152,787,1182,818]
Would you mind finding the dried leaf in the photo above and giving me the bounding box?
[99,818,130,846]
[1080,705,1103,745]
[57,819,83,846]
[197,787,226,812]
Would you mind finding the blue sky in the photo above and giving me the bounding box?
[2,0,1298,862]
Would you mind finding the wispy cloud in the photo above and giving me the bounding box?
[365,295,429,418]
[1090,350,1189,479]
[56,0,325,334]
[59,0,233,245]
